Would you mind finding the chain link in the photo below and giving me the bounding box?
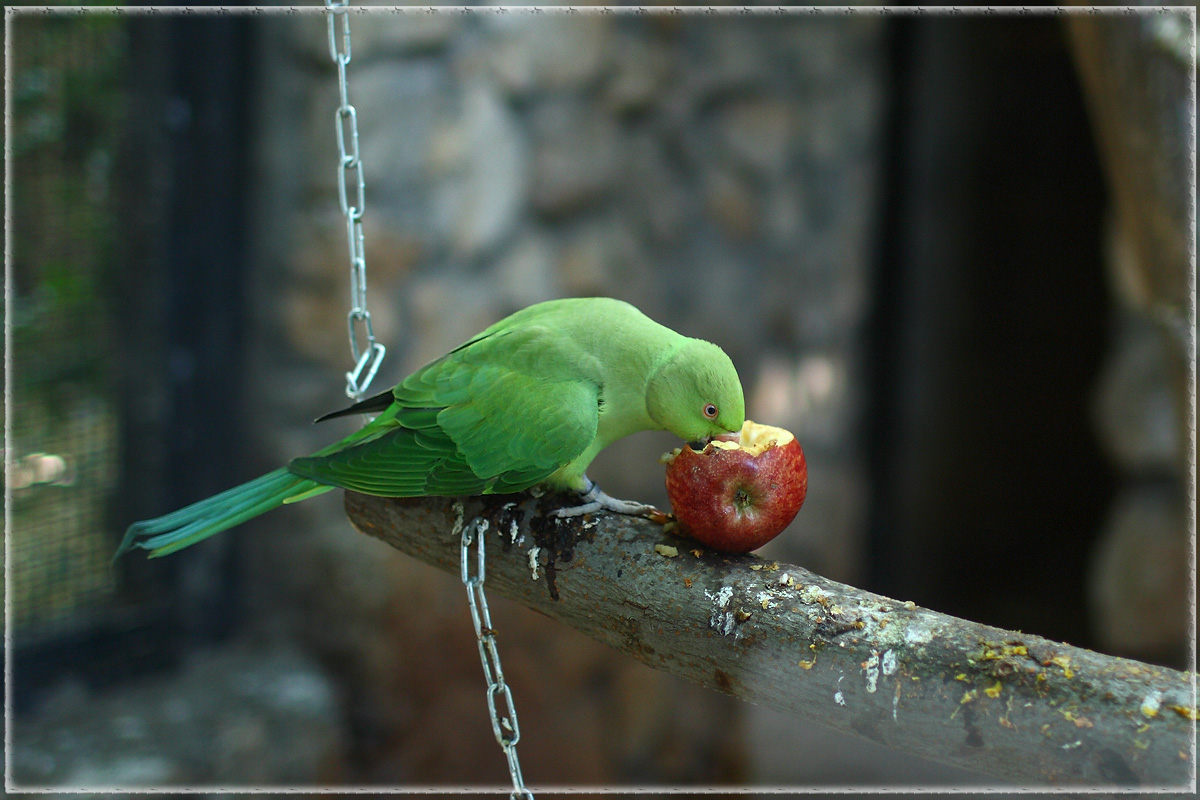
[456,503,534,800]
[325,0,385,400]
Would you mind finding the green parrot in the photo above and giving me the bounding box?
[116,297,745,559]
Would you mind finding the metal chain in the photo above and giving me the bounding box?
[456,503,534,800]
[325,0,385,400]
[326,6,529,794]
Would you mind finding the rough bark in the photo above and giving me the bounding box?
[345,491,1196,788]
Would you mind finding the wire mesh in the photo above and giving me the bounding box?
[9,14,128,638]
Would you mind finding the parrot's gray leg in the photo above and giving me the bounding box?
[552,477,667,521]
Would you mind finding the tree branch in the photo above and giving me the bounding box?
[345,491,1196,788]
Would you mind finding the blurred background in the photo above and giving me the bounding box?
[8,3,1193,791]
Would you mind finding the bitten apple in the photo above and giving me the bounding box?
[662,420,807,553]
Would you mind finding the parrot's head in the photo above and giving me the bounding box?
[646,338,745,446]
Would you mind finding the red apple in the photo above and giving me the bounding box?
[662,420,807,553]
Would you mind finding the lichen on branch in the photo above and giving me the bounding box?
[345,490,1195,788]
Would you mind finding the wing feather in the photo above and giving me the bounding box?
[287,324,600,497]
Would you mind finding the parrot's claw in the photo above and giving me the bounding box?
[553,478,670,524]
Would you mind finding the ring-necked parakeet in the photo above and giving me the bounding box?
[116,297,745,559]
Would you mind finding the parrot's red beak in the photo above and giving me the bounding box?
[688,430,738,451]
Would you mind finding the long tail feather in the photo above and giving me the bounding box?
[115,468,332,560]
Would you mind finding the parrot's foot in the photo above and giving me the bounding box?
[552,478,671,524]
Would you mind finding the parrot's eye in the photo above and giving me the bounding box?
[702,403,718,419]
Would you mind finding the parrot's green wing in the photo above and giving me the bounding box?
[288,325,601,497]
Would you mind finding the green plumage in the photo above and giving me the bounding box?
[116,297,745,559]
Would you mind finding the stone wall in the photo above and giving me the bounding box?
[240,8,885,786]
[1067,12,1193,668]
